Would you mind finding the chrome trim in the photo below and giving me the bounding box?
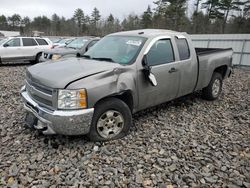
[21,89,94,135]
[144,35,172,55]
[26,81,52,101]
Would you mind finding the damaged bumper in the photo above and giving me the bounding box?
[20,86,94,135]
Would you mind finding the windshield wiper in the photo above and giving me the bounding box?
[67,46,76,49]
[92,57,115,63]
[82,55,92,59]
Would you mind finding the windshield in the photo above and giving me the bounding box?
[84,35,146,65]
[66,38,89,49]
[0,38,8,46]
[58,39,68,44]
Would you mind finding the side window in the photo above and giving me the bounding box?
[147,39,175,66]
[175,38,190,60]
[5,38,20,47]
[22,38,38,46]
[87,40,98,50]
[36,39,48,45]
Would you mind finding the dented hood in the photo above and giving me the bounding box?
[27,57,120,88]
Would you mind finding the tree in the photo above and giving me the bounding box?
[201,0,221,19]
[73,8,85,35]
[194,0,202,12]
[107,14,114,23]
[154,0,188,30]
[91,7,101,35]
[217,0,246,33]
[91,7,101,26]
[191,11,211,33]
[141,6,153,28]
[8,14,21,28]
[122,14,141,30]
[0,15,8,30]
[21,16,31,35]
[32,16,51,35]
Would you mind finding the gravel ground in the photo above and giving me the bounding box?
[0,64,249,188]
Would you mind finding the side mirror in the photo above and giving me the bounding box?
[142,55,157,87]
[3,43,9,47]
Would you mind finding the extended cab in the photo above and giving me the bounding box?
[21,29,233,141]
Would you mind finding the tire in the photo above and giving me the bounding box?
[87,98,132,142]
[35,53,42,63]
[202,72,223,101]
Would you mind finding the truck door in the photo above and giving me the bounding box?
[174,36,198,97]
[138,38,181,110]
[0,38,22,61]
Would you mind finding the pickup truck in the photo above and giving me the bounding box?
[21,29,233,141]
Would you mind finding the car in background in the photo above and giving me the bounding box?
[0,37,53,64]
[41,37,100,61]
[52,38,75,48]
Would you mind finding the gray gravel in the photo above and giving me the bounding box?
[0,64,249,188]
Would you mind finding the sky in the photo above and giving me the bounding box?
[0,0,159,20]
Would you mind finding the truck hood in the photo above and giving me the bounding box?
[27,57,120,88]
[44,47,78,55]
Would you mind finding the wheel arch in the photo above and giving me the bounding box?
[213,65,228,79]
[94,90,134,113]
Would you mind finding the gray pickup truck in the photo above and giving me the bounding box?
[21,29,233,141]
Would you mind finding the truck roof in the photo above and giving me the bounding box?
[109,29,187,38]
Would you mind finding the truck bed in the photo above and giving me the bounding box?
[194,48,233,91]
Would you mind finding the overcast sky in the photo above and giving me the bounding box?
[0,0,160,20]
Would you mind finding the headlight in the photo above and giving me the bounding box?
[58,89,87,109]
[52,54,62,60]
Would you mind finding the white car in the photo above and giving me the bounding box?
[0,37,53,64]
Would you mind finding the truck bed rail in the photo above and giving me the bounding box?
[195,48,233,56]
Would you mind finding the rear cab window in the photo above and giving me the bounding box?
[22,38,38,46]
[175,37,190,60]
[147,39,175,66]
[35,38,48,45]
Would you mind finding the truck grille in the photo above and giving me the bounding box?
[26,79,54,109]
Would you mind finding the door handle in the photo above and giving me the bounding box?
[169,67,178,73]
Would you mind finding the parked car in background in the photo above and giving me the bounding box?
[41,37,100,61]
[52,38,74,48]
[0,37,53,64]
[21,29,233,141]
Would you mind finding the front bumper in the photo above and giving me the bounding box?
[20,87,94,135]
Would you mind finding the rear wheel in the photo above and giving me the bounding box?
[202,72,223,101]
[87,98,132,142]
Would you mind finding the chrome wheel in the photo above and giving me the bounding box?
[212,79,221,97]
[97,110,124,139]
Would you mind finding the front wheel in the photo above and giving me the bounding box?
[202,72,223,101]
[87,98,132,142]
